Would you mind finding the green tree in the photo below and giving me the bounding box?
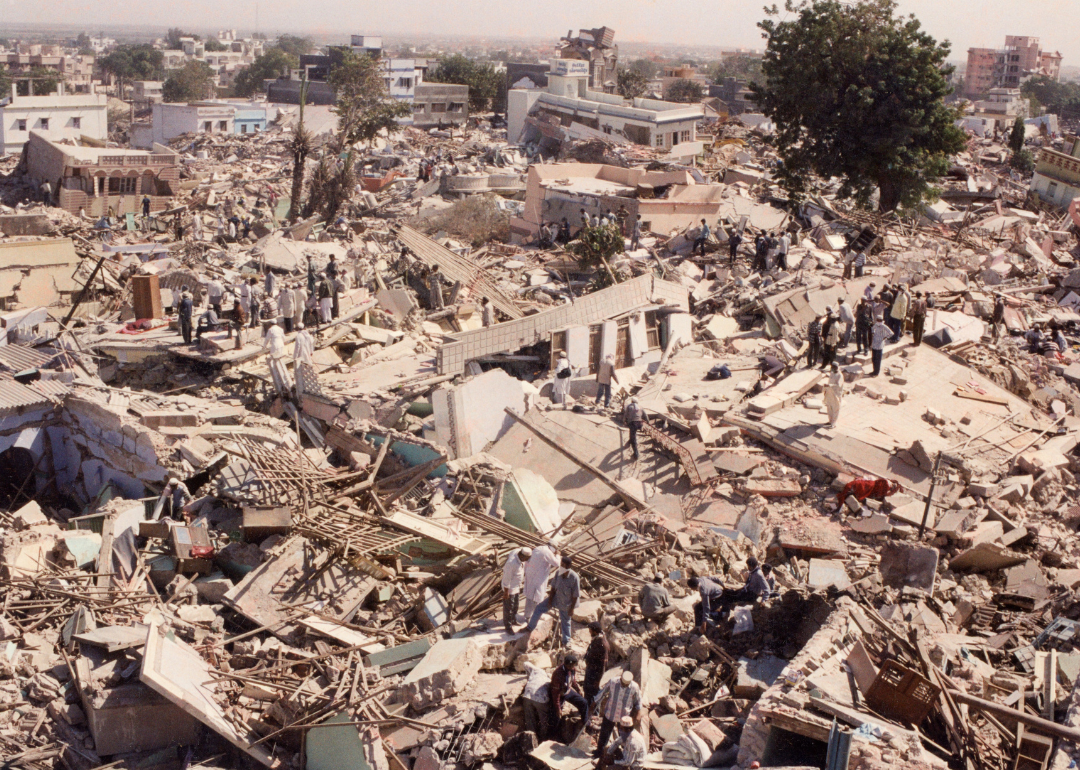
[275,35,314,58]
[204,39,229,52]
[617,67,648,99]
[666,78,704,103]
[752,0,966,212]
[1021,75,1080,115]
[165,28,197,49]
[627,58,658,79]
[426,54,502,111]
[1009,149,1034,175]
[571,223,625,289]
[75,32,91,49]
[233,48,297,97]
[1009,116,1026,154]
[100,44,164,97]
[17,66,62,96]
[163,60,214,102]
[709,54,764,86]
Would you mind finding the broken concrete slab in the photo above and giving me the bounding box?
[397,637,482,710]
[878,542,939,593]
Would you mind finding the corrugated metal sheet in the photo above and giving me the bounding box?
[28,379,71,400]
[395,225,524,320]
[0,344,54,373]
[0,379,51,415]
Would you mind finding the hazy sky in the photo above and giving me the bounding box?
[9,0,1080,63]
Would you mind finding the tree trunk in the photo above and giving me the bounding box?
[877,174,901,213]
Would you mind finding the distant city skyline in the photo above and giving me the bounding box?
[4,0,1079,65]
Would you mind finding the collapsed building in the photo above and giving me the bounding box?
[2,38,1080,770]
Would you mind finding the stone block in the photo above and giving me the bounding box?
[967,482,998,498]
[141,411,200,430]
[398,638,482,710]
[572,600,602,624]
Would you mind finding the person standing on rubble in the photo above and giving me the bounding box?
[293,283,308,330]
[317,273,333,325]
[553,351,572,405]
[238,279,252,321]
[207,278,224,317]
[526,555,580,648]
[593,672,642,760]
[279,286,295,333]
[502,547,532,634]
[595,354,616,409]
[870,314,891,377]
[888,285,910,344]
[331,274,345,319]
[583,622,609,705]
[692,219,711,256]
[776,230,791,271]
[1052,323,1068,353]
[262,320,286,359]
[177,291,194,345]
[838,297,855,348]
[911,291,928,347]
[521,659,551,741]
[804,316,822,368]
[248,278,263,328]
[820,309,840,368]
[482,297,496,328]
[264,269,276,299]
[728,230,742,265]
[991,294,1006,340]
[853,250,866,278]
[306,258,317,297]
[427,265,446,310]
[294,323,315,366]
[154,477,194,521]
[523,542,560,627]
[623,396,644,460]
[824,362,844,426]
[549,654,589,741]
[629,216,642,252]
[558,218,571,244]
[141,195,150,219]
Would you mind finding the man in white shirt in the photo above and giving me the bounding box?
[502,547,532,633]
[522,543,560,626]
[294,323,315,366]
[263,322,286,359]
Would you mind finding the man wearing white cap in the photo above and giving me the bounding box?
[593,670,642,758]
[294,323,315,366]
[552,351,572,405]
[502,547,533,634]
[604,715,646,770]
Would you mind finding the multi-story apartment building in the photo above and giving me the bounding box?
[965,36,1063,99]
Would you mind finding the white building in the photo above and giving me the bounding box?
[0,83,107,155]
[132,102,235,149]
[508,59,703,152]
[348,35,426,103]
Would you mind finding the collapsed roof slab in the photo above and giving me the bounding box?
[437,274,688,374]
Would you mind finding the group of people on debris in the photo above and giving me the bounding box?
[539,206,646,253]
[501,543,774,767]
[164,254,351,356]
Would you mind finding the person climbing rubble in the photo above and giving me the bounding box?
[593,670,642,758]
[501,546,532,633]
[836,477,901,511]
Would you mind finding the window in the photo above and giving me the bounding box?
[413,103,426,113]
[448,102,464,113]
[218,121,228,131]
[72,117,81,129]
[204,121,212,132]
[16,119,25,132]
[655,133,665,147]
[431,103,446,113]
[39,118,49,130]
[1048,182,1059,199]
[397,77,412,89]
[240,124,248,134]
[680,130,692,142]
[107,177,137,194]
[645,311,661,351]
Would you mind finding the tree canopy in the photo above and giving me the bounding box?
[233,48,297,97]
[709,54,764,86]
[626,59,659,79]
[204,39,229,52]
[275,35,314,58]
[751,0,966,212]
[426,54,503,112]
[163,60,214,102]
[327,49,411,148]
[100,44,164,96]
[617,68,648,99]
[165,28,197,49]
[1009,116,1026,155]
[1021,75,1080,117]
[666,78,704,103]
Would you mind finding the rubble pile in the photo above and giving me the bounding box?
[2,104,1080,770]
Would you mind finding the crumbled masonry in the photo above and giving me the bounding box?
[2,68,1080,770]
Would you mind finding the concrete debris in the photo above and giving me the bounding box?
[1,23,1080,770]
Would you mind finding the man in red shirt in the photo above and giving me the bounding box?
[836,478,900,511]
